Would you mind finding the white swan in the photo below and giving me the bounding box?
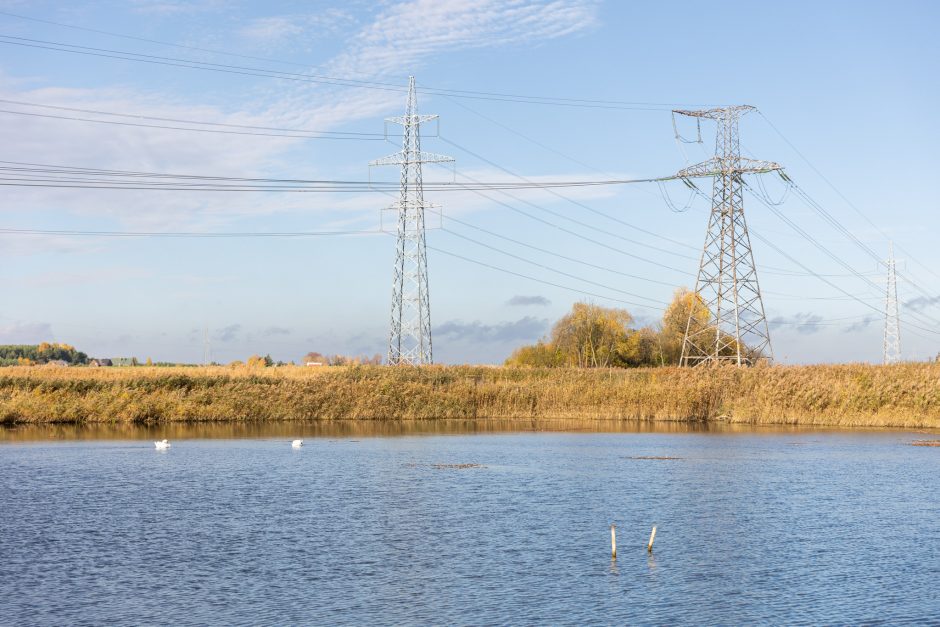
[291,439,303,448]
[154,439,171,450]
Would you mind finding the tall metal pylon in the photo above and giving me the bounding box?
[883,242,901,364]
[370,77,453,365]
[673,105,782,366]
[203,325,211,366]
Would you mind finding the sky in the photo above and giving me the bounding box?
[0,0,938,365]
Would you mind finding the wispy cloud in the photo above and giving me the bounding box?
[0,321,54,343]
[262,326,291,336]
[237,10,355,47]
[435,316,547,343]
[130,0,228,16]
[214,324,241,342]
[844,315,878,333]
[905,295,940,312]
[0,1,602,252]
[328,0,599,78]
[769,312,824,335]
[506,295,551,306]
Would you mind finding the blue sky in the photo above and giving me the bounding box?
[0,0,938,364]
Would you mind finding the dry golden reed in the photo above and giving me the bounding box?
[0,362,938,428]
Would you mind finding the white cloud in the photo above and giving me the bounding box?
[237,10,354,46]
[0,321,54,343]
[0,1,601,251]
[130,0,229,16]
[328,0,598,78]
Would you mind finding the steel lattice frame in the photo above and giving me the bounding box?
[370,77,453,365]
[883,243,901,364]
[674,105,781,367]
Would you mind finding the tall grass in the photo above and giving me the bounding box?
[0,363,938,428]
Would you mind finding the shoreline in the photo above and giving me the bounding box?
[1,363,938,429]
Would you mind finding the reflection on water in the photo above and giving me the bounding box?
[0,418,917,443]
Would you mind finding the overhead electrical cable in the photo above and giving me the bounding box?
[0,99,384,139]
[444,214,680,288]
[746,199,940,336]
[0,160,679,191]
[440,228,665,305]
[0,33,710,111]
[758,110,940,301]
[0,227,383,238]
[425,165,695,276]
[439,135,698,254]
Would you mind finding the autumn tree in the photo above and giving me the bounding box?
[657,288,710,365]
[550,302,633,368]
[303,351,326,364]
[505,340,563,367]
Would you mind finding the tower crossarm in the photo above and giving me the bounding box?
[385,113,439,126]
[369,151,455,167]
[676,157,783,179]
[673,105,756,120]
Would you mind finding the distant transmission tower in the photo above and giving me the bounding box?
[883,242,901,364]
[370,77,453,365]
[203,325,211,366]
[674,105,782,366]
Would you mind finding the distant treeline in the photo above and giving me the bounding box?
[506,289,761,368]
[0,343,88,366]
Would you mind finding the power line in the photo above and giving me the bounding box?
[428,244,666,311]
[440,228,665,305]
[0,11,712,111]
[749,226,940,337]
[0,9,378,72]
[0,227,382,238]
[747,181,940,330]
[758,111,940,301]
[0,33,709,111]
[0,107,387,140]
[0,34,720,111]
[430,166,695,276]
[0,99,385,138]
[444,214,680,288]
[0,160,679,191]
[439,135,698,254]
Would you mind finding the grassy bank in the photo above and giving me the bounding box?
[0,363,938,428]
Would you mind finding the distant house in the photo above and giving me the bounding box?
[305,361,325,367]
[89,358,113,367]
[111,357,136,367]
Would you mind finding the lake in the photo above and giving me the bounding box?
[1,421,938,624]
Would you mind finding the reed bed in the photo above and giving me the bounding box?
[0,363,938,428]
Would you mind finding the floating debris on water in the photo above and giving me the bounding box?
[911,440,940,447]
[625,456,682,461]
[405,462,486,469]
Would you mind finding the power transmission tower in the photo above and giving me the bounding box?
[203,325,211,366]
[370,77,453,365]
[883,242,901,364]
[673,105,782,366]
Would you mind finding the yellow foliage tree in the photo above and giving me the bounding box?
[658,288,710,365]
[246,355,267,368]
[550,302,633,368]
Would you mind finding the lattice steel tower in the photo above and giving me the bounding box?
[674,105,782,366]
[883,242,901,364]
[370,77,453,365]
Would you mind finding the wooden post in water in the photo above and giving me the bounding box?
[647,525,657,553]
[610,524,617,559]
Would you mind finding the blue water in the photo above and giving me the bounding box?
[1,427,938,624]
